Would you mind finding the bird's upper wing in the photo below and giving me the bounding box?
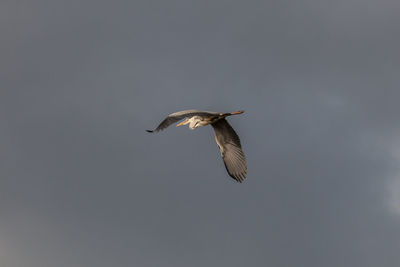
[211,118,247,182]
[146,110,218,133]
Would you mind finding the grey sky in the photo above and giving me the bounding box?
[2,1,400,266]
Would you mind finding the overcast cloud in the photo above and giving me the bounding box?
[2,1,400,266]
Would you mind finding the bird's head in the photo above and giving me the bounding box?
[177,116,203,129]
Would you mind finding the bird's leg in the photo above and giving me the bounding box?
[230,110,244,115]
[176,118,190,127]
[221,110,244,118]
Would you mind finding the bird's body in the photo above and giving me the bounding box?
[147,110,247,182]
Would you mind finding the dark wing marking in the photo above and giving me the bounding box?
[211,118,247,182]
[146,110,218,133]
[146,116,183,133]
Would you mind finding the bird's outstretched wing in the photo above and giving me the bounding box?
[211,118,247,182]
[146,110,218,133]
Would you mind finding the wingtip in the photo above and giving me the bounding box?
[236,176,245,183]
[229,173,246,183]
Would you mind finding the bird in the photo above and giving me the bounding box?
[146,110,247,182]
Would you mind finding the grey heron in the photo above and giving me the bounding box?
[147,110,247,182]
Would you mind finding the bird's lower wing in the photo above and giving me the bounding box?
[212,119,247,182]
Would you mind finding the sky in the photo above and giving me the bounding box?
[2,0,400,266]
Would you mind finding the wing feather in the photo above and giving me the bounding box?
[211,119,247,182]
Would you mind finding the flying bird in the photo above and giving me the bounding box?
[147,110,247,182]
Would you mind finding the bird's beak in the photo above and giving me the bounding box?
[231,110,244,115]
[176,119,189,127]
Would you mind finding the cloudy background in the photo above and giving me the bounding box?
[2,1,400,266]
